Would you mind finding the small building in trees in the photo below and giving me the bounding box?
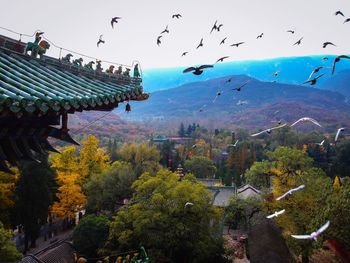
[0,33,148,173]
[237,184,261,199]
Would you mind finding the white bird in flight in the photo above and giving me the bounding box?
[335,128,345,142]
[276,185,305,201]
[316,140,325,146]
[184,202,194,208]
[290,117,322,128]
[266,209,285,219]
[291,221,330,241]
[227,140,239,147]
[251,124,287,137]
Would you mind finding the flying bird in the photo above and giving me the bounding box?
[332,55,350,74]
[273,70,280,77]
[191,144,197,149]
[230,42,245,47]
[334,11,345,17]
[291,221,330,241]
[237,100,248,106]
[157,35,162,46]
[293,37,303,46]
[196,38,204,49]
[231,81,249,91]
[161,25,169,34]
[323,57,329,61]
[256,33,264,39]
[335,128,345,142]
[199,104,207,112]
[344,18,350,23]
[210,20,218,33]
[217,24,223,31]
[111,17,121,28]
[181,52,188,57]
[316,140,325,146]
[323,42,336,48]
[97,35,105,47]
[172,14,182,19]
[184,202,194,208]
[227,140,239,148]
[303,73,325,85]
[226,77,233,83]
[287,30,295,34]
[183,65,213,75]
[308,66,324,80]
[216,56,229,63]
[220,37,227,45]
[213,91,222,103]
[251,124,287,137]
[290,117,322,127]
[266,209,285,219]
[276,185,305,201]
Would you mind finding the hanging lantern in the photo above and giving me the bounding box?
[125,102,131,112]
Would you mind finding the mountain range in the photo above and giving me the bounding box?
[142,55,350,92]
[129,71,350,131]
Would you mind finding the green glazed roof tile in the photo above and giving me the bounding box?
[0,48,143,114]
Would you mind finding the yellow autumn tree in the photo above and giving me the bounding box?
[0,167,19,226]
[79,135,110,178]
[333,175,341,189]
[50,146,86,220]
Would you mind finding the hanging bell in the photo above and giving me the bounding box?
[125,102,131,112]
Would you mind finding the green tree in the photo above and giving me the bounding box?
[245,161,272,189]
[0,168,18,226]
[73,215,110,257]
[12,158,57,252]
[184,156,217,178]
[85,161,136,213]
[106,170,224,262]
[0,221,22,262]
[117,143,161,176]
[265,147,332,263]
[178,122,186,137]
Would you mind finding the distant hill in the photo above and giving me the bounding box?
[130,75,350,130]
[319,69,350,98]
[142,55,350,93]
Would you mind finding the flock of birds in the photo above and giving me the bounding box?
[267,184,330,241]
[149,9,350,244]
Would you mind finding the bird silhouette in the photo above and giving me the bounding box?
[231,81,249,91]
[161,25,169,34]
[199,104,207,112]
[273,70,280,77]
[344,18,350,23]
[111,17,121,28]
[181,52,188,57]
[303,73,325,85]
[183,65,213,75]
[335,10,345,17]
[220,37,227,45]
[276,185,305,201]
[210,20,218,33]
[291,221,330,241]
[323,57,328,61]
[316,140,325,146]
[308,66,324,79]
[287,30,295,34]
[293,37,303,45]
[332,55,350,74]
[97,35,105,47]
[157,35,162,46]
[196,38,204,49]
[323,42,336,48]
[184,202,194,208]
[172,14,182,19]
[251,124,287,137]
[230,42,245,47]
[213,91,222,103]
[256,33,264,39]
[215,56,229,63]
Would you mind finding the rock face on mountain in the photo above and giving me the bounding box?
[130,75,350,130]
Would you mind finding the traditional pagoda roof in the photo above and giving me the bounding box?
[0,33,148,173]
[0,34,144,115]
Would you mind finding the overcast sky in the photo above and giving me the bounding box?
[1,0,350,69]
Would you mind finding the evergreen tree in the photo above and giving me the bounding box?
[178,123,186,137]
[12,157,57,252]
